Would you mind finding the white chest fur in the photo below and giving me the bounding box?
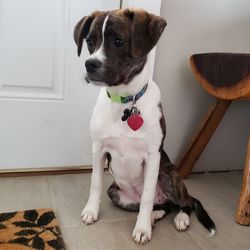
[90,79,163,189]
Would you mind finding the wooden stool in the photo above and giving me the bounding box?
[176,53,250,225]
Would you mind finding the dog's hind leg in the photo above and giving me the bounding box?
[151,210,166,226]
[107,182,140,212]
[158,151,216,232]
[108,181,174,222]
[108,182,170,227]
[158,171,193,231]
[158,151,193,231]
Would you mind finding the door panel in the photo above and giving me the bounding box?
[0,0,65,100]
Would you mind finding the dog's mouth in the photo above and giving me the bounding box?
[84,75,91,84]
[84,73,106,86]
[84,71,125,86]
[84,75,105,86]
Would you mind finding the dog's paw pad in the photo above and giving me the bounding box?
[81,210,97,225]
[174,211,190,231]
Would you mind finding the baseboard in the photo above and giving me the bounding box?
[0,166,241,178]
[0,165,95,178]
[191,169,242,175]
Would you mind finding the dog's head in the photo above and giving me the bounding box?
[74,8,166,86]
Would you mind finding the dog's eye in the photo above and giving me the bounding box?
[86,39,95,49]
[114,38,124,48]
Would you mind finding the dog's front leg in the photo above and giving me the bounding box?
[133,151,160,244]
[81,141,105,224]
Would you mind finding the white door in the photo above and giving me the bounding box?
[0,0,119,171]
[0,0,161,172]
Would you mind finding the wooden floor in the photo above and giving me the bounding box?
[0,171,249,250]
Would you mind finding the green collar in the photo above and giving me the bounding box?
[106,83,148,104]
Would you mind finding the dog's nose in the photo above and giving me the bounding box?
[85,59,102,73]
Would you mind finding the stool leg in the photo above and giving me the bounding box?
[236,138,250,225]
[177,99,231,179]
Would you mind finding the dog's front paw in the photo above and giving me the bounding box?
[174,211,190,231]
[132,222,152,244]
[81,206,98,225]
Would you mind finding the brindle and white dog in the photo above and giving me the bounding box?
[74,8,215,244]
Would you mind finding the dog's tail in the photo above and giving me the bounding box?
[191,196,216,236]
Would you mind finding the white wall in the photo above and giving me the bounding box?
[154,0,250,172]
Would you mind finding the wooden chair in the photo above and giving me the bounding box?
[177,53,250,225]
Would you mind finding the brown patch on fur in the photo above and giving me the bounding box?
[112,8,167,59]
[128,9,166,59]
[74,11,104,56]
[158,103,166,152]
[158,156,191,207]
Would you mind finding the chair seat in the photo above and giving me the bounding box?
[190,53,250,100]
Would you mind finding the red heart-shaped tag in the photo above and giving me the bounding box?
[127,115,144,131]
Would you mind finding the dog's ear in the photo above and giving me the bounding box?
[73,11,100,56]
[127,9,167,59]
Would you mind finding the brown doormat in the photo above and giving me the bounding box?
[0,208,65,250]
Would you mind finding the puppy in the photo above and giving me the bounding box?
[74,8,216,244]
